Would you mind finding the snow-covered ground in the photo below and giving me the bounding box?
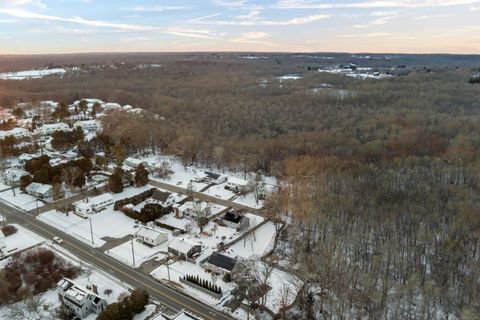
[0,244,134,320]
[38,185,153,247]
[224,221,276,259]
[1,223,45,256]
[0,68,66,80]
[0,188,43,211]
[106,233,170,268]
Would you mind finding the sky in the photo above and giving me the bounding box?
[0,0,479,54]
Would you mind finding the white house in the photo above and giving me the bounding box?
[125,157,147,169]
[74,120,101,132]
[103,103,122,111]
[0,127,30,140]
[2,168,30,186]
[25,182,53,199]
[35,122,70,136]
[173,201,211,219]
[136,227,169,247]
[225,177,251,194]
[73,193,113,217]
[57,278,107,319]
[148,189,178,208]
[168,238,202,260]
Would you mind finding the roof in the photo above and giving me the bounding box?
[26,182,52,195]
[205,171,221,180]
[169,238,200,254]
[137,227,168,240]
[0,127,29,138]
[152,189,172,203]
[73,193,113,208]
[223,211,242,224]
[206,252,237,272]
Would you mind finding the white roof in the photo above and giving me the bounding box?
[227,177,249,186]
[26,182,52,195]
[74,193,113,208]
[169,238,200,254]
[74,120,99,126]
[137,227,168,240]
[0,127,29,138]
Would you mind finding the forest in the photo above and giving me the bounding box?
[1,53,480,319]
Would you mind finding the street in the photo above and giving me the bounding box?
[0,199,233,320]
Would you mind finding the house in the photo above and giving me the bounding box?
[73,193,113,217]
[19,153,36,164]
[103,102,122,111]
[2,168,30,186]
[136,226,169,246]
[35,122,70,135]
[201,171,227,184]
[148,189,177,208]
[57,278,107,319]
[221,210,250,231]
[202,252,237,275]
[25,182,53,199]
[225,177,251,194]
[154,311,201,320]
[168,238,202,260]
[173,201,211,219]
[125,157,147,169]
[74,120,101,132]
[0,127,30,140]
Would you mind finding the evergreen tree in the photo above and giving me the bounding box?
[134,164,149,187]
[108,169,123,193]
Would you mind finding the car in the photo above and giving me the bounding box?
[53,236,64,244]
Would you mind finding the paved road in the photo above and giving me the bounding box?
[148,179,261,214]
[0,200,233,320]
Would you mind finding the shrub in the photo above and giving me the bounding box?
[114,188,155,210]
[183,275,222,294]
[1,225,17,237]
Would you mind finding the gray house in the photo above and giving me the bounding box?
[57,278,107,319]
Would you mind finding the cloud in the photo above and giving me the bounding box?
[0,7,158,30]
[123,5,191,12]
[213,0,249,8]
[2,0,46,8]
[230,31,277,46]
[187,13,222,23]
[470,5,480,9]
[191,13,330,26]
[275,0,480,9]
[414,14,447,19]
[165,27,220,39]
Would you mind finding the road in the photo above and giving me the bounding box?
[0,200,233,320]
[148,179,261,213]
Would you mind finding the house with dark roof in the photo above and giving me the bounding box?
[201,171,227,184]
[221,210,250,231]
[149,189,177,207]
[201,252,237,275]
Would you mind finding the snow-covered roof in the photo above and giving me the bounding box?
[3,168,29,181]
[136,227,168,240]
[26,182,52,195]
[74,193,113,208]
[168,238,200,254]
[0,127,29,138]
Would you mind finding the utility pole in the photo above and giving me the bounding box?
[89,217,94,245]
[131,236,136,268]
[35,198,40,217]
[166,253,171,282]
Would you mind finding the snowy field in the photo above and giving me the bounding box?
[106,234,170,268]
[38,185,153,247]
[1,224,45,256]
[224,221,276,259]
[143,154,277,209]
[0,68,66,80]
[0,188,43,211]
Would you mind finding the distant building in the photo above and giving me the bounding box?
[168,238,202,260]
[73,193,113,217]
[125,157,147,169]
[2,168,30,186]
[0,127,30,140]
[103,102,122,111]
[57,277,107,319]
[74,120,101,132]
[136,226,169,247]
[35,122,70,136]
[25,182,53,199]
[202,252,237,275]
[221,210,250,231]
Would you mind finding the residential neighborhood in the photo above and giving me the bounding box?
[0,98,292,320]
